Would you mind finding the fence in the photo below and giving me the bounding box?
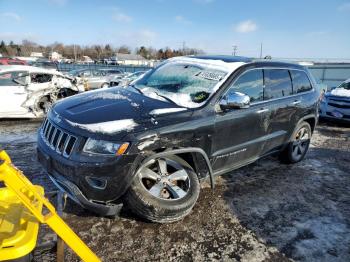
[307,63,350,88]
[57,63,152,73]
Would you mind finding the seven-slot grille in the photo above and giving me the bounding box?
[41,118,77,157]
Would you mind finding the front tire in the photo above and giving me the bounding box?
[124,155,200,223]
[101,83,109,89]
[280,121,312,164]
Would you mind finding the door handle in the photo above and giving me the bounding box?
[256,108,269,114]
[291,100,301,105]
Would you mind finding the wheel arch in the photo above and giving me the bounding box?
[136,148,215,189]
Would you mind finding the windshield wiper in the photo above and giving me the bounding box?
[152,91,178,106]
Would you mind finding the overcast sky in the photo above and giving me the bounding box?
[1,0,350,58]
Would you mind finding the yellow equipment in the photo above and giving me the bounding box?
[0,150,100,262]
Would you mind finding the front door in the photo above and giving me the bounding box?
[211,69,269,174]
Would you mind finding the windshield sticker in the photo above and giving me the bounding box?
[195,71,224,81]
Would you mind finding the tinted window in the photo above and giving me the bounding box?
[290,70,312,93]
[228,69,264,102]
[264,69,293,99]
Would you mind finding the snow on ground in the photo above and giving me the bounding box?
[0,120,349,262]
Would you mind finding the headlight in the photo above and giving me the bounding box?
[83,138,129,156]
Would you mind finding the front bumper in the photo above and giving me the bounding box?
[319,100,350,123]
[37,132,141,216]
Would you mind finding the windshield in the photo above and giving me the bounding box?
[338,81,350,90]
[135,62,228,108]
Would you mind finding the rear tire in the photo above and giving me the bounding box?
[124,155,200,223]
[279,121,312,164]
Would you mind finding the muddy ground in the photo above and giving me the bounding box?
[0,120,349,262]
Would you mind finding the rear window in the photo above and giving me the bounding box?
[290,70,312,93]
[264,69,293,100]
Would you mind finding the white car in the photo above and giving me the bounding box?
[0,65,85,118]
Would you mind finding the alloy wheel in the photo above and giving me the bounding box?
[292,127,310,159]
[138,158,190,200]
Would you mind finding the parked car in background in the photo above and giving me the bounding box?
[37,55,319,222]
[67,68,123,89]
[109,71,147,87]
[28,59,58,70]
[0,65,84,118]
[105,56,119,65]
[0,57,27,65]
[320,78,350,122]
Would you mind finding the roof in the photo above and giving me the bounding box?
[190,55,253,63]
[116,53,146,61]
[0,65,61,74]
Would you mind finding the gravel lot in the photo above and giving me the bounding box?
[0,119,349,262]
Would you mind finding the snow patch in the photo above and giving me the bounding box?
[149,107,187,115]
[137,135,159,150]
[88,92,129,101]
[66,119,137,134]
[330,88,350,97]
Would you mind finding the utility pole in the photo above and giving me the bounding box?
[232,45,238,56]
[182,41,186,55]
[73,44,77,61]
[259,42,263,59]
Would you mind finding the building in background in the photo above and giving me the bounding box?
[115,53,154,66]
[30,52,44,58]
[49,51,62,61]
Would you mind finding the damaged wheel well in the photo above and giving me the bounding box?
[139,148,214,189]
[303,117,316,133]
[176,152,211,181]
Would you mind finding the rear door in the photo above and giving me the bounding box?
[260,69,296,154]
[212,69,270,173]
[0,71,29,116]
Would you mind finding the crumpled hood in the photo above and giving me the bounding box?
[51,87,189,140]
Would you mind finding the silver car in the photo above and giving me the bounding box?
[109,71,147,87]
[68,68,123,90]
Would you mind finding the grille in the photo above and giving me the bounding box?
[41,118,77,157]
[328,99,350,109]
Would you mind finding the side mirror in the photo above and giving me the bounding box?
[220,92,250,110]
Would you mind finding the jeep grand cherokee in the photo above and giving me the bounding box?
[37,55,319,222]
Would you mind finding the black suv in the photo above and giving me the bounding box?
[37,55,319,222]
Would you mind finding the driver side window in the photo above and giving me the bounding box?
[227,69,264,103]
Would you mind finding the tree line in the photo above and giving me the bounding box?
[0,40,204,60]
